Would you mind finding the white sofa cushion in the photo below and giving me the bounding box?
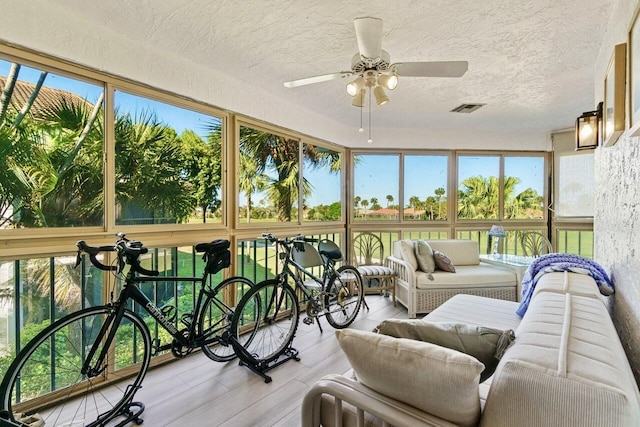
[426,294,523,331]
[336,329,484,427]
[415,265,516,289]
[415,240,436,273]
[531,270,601,299]
[428,240,480,266]
[399,239,419,271]
[481,292,640,427]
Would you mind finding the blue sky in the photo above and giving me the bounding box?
[2,60,544,208]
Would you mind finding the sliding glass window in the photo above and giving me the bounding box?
[404,155,448,221]
[302,143,342,222]
[0,59,105,229]
[353,154,399,221]
[457,155,500,219]
[238,125,299,223]
[114,90,223,225]
[503,156,544,219]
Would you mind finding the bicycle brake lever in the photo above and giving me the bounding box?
[74,251,82,268]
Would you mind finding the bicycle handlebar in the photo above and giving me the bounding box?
[260,233,318,245]
[76,235,159,277]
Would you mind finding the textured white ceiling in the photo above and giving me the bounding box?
[22,0,612,143]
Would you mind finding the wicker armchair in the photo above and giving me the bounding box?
[352,232,396,305]
[520,231,552,257]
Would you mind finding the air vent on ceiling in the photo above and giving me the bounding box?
[450,103,485,113]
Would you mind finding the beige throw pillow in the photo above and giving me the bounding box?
[374,319,516,382]
[399,239,418,271]
[336,329,483,427]
[415,239,435,273]
[433,250,456,272]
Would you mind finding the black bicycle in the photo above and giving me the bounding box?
[0,233,254,427]
[229,233,364,382]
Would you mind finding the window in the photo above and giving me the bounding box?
[353,154,399,221]
[555,152,594,217]
[302,143,342,222]
[457,155,500,219]
[114,91,223,225]
[0,59,105,229]
[458,154,546,221]
[404,155,448,221]
[503,156,544,219]
[238,125,300,223]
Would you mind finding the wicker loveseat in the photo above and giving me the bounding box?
[385,239,517,318]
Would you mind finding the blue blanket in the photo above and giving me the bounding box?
[516,254,614,317]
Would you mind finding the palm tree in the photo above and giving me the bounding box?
[434,187,446,219]
[361,199,369,216]
[239,127,340,221]
[238,154,268,223]
[354,196,361,218]
[370,197,379,211]
[458,175,521,219]
[408,196,420,210]
[115,110,195,224]
[386,194,393,207]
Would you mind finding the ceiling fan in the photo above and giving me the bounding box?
[283,17,468,108]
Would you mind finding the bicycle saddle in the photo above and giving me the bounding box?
[319,249,342,260]
[195,239,230,253]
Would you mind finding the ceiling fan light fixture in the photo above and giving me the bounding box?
[373,85,389,107]
[352,88,366,107]
[346,77,364,97]
[378,73,398,90]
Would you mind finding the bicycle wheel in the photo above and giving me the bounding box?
[0,306,151,427]
[231,279,299,364]
[199,276,255,362]
[325,265,364,329]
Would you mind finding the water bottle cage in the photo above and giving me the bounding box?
[160,305,177,322]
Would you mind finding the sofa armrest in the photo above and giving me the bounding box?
[301,374,457,427]
[386,255,416,287]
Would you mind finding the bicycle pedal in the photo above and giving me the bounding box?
[303,317,314,325]
[151,337,161,356]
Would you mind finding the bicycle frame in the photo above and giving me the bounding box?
[276,241,337,311]
[83,270,225,377]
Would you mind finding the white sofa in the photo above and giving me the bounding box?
[301,271,640,426]
[385,239,517,318]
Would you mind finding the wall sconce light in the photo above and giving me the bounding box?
[575,102,602,150]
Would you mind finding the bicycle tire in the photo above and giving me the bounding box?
[230,279,299,365]
[325,265,364,329]
[0,306,151,427]
[199,276,255,362]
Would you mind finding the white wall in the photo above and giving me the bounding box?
[593,0,640,385]
[0,0,550,151]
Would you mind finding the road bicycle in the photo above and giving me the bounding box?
[229,233,364,382]
[0,233,254,427]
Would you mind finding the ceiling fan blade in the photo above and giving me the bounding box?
[392,61,469,77]
[354,17,383,60]
[284,71,353,88]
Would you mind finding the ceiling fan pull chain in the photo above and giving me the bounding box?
[368,89,373,144]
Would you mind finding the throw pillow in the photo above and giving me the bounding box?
[415,239,436,273]
[433,250,456,272]
[374,319,516,382]
[336,329,483,427]
[399,239,419,271]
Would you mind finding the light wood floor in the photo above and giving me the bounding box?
[129,295,408,426]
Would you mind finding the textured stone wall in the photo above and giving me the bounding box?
[595,135,640,385]
[593,0,640,386]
